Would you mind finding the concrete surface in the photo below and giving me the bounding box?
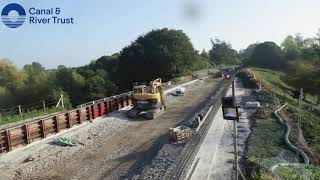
[187,81,252,180]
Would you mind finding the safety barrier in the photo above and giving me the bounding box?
[0,93,132,155]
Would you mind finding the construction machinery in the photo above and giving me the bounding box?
[127,78,166,119]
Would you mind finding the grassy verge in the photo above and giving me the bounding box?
[274,165,320,180]
[245,90,287,179]
[248,68,320,162]
[0,107,65,126]
[244,89,320,179]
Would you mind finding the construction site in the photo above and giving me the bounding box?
[2,1,320,179]
[1,66,319,180]
[0,69,231,179]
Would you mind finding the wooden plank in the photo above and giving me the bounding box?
[41,119,46,138]
[25,124,30,144]
[55,115,60,133]
[67,112,72,128]
[121,97,125,108]
[6,130,11,151]
[78,109,83,124]
[116,97,120,110]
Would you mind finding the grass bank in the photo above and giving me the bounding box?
[239,70,320,179]
[0,107,65,126]
[248,68,320,163]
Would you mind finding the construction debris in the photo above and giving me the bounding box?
[245,101,261,109]
[22,156,35,163]
[53,137,77,146]
[175,87,186,96]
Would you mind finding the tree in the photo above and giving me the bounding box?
[200,49,209,59]
[85,75,106,101]
[0,59,26,107]
[89,54,119,81]
[281,35,301,61]
[248,42,286,69]
[240,43,258,66]
[208,38,238,65]
[118,28,199,89]
[54,68,85,105]
[281,34,319,61]
[282,61,315,100]
[20,62,50,104]
[315,29,320,60]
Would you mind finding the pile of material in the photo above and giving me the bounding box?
[169,126,192,142]
[253,107,270,119]
[245,101,261,109]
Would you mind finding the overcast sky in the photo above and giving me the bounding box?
[0,0,319,68]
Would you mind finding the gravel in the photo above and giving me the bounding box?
[0,110,133,180]
[0,76,219,180]
[136,143,186,180]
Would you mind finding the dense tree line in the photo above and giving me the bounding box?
[241,30,320,68]
[7,27,320,109]
[241,29,320,103]
[0,28,213,108]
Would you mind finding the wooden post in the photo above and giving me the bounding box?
[41,119,46,138]
[43,101,46,111]
[61,94,64,108]
[18,105,22,118]
[55,115,60,133]
[6,130,11,151]
[67,112,72,128]
[25,124,30,144]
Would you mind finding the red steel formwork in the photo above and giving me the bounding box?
[0,93,132,155]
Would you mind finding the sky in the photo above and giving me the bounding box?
[0,0,319,69]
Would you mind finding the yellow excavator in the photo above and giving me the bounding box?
[127,78,166,119]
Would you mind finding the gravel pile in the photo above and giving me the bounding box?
[133,143,185,180]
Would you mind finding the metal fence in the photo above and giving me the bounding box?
[0,93,132,154]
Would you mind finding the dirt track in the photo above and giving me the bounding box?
[0,78,223,180]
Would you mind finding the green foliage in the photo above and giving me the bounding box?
[248,42,286,70]
[255,91,273,104]
[208,38,239,65]
[245,95,287,179]
[281,61,318,98]
[0,107,65,125]
[0,29,211,124]
[281,33,319,61]
[239,43,258,65]
[250,68,320,162]
[247,118,286,160]
[118,28,205,89]
[274,165,320,180]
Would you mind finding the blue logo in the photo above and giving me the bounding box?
[1,3,26,28]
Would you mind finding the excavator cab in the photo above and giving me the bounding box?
[128,78,166,119]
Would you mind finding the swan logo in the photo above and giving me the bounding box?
[1,3,26,28]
